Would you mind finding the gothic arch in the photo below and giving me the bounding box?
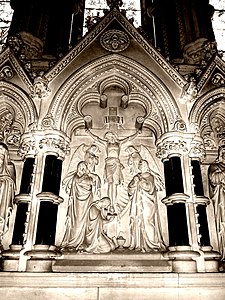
[189,87,225,148]
[48,54,181,139]
[0,81,38,132]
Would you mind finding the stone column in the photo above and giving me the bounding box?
[2,130,70,272]
[156,132,205,272]
[189,136,220,272]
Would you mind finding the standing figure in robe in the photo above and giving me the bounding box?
[208,146,225,258]
[127,159,165,252]
[61,161,100,250]
[85,128,140,206]
[0,142,16,245]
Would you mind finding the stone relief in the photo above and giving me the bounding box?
[0,108,22,147]
[61,161,116,253]
[85,128,140,206]
[0,142,16,249]
[60,132,166,254]
[208,145,225,259]
[128,159,166,252]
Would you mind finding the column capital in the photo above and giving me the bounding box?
[18,130,70,159]
[156,132,189,160]
[156,132,206,161]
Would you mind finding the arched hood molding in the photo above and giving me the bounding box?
[48,54,182,139]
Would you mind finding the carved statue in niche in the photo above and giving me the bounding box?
[85,128,140,206]
[0,142,16,248]
[127,157,165,252]
[0,108,22,147]
[61,161,116,253]
[208,146,225,259]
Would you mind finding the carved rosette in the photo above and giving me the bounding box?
[100,30,130,53]
[172,119,187,132]
[41,113,56,130]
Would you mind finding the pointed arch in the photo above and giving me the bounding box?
[0,81,38,131]
[48,54,182,139]
[189,87,225,149]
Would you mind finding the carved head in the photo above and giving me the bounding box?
[104,131,118,143]
[138,159,149,173]
[76,161,88,176]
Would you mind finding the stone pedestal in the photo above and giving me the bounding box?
[1,244,22,271]
[25,245,61,272]
[166,246,200,273]
[53,250,172,273]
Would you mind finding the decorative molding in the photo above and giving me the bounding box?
[156,133,189,160]
[189,140,206,161]
[189,89,225,126]
[48,55,181,137]
[45,9,186,88]
[0,47,33,92]
[39,136,70,157]
[18,137,37,158]
[18,130,70,158]
[0,81,37,129]
[197,55,225,92]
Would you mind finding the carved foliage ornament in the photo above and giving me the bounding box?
[100,30,130,52]
[0,66,14,80]
[156,140,188,160]
[0,108,22,147]
[39,137,70,156]
[212,73,225,86]
[189,141,206,160]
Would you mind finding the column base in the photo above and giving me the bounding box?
[25,245,61,272]
[201,246,221,272]
[166,246,200,273]
[1,245,23,271]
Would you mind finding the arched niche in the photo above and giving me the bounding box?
[189,88,225,151]
[0,81,38,148]
[47,54,182,140]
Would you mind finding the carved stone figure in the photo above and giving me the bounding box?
[86,128,140,205]
[0,142,16,245]
[82,197,116,253]
[208,146,225,258]
[125,145,142,175]
[127,159,165,252]
[62,161,99,249]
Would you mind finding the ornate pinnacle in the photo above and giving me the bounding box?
[106,0,123,10]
